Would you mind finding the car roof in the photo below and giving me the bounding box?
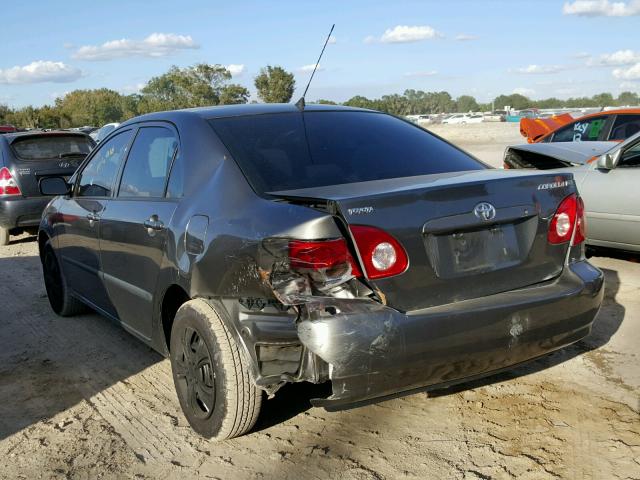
[574,108,640,120]
[119,103,374,127]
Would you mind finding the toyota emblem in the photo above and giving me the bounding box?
[473,202,496,221]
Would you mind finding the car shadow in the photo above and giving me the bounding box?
[0,254,163,441]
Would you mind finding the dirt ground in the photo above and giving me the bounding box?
[1,124,638,479]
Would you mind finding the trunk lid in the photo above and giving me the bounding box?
[271,169,577,312]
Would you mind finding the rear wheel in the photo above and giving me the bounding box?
[0,227,9,246]
[42,243,86,316]
[170,299,262,440]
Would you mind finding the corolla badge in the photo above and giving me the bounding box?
[473,202,497,221]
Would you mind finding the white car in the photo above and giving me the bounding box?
[442,114,483,125]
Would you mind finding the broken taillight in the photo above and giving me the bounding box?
[349,225,409,279]
[289,238,362,277]
[548,193,586,246]
[0,167,21,196]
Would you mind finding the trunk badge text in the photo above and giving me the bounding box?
[347,206,374,216]
[474,202,497,221]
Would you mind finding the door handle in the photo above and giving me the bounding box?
[87,212,100,226]
[144,216,165,235]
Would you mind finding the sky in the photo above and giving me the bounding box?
[1,0,640,108]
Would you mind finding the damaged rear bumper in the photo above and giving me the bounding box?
[297,260,604,410]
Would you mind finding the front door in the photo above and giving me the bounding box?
[99,125,181,340]
[579,139,640,249]
[57,129,134,315]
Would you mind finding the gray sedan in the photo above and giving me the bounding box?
[504,132,640,252]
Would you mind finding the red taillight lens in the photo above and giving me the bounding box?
[289,238,362,277]
[0,167,21,196]
[349,225,409,279]
[548,194,585,245]
[573,196,586,246]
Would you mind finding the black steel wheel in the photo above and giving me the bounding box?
[170,299,262,440]
[173,326,217,420]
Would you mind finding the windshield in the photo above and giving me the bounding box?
[11,135,94,160]
[210,111,484,193]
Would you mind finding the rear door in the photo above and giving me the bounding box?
[578,139,640,248]
[8,134,93,197]
[99,124,180,340]
[57,129,134,314]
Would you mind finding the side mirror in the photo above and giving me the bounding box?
[597,149,621,170]
[39,176,70,196]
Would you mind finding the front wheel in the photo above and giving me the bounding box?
[41,242,86,316]
[170,299,262,440]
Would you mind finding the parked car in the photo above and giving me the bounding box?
[0,130,95,245]
[505,109,539,123]
[442,113,483,124]
[520,108,640,143]
[38,104,603,440]
[0,125,17,134]
[92,122,120,143]
[504,131,640,252]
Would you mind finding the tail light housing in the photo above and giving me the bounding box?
[0,167,21,196]
[547,194,586,246]
[289,238,362,278]
[349,225,409,279]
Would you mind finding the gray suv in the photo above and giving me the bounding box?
[38,104,604,440]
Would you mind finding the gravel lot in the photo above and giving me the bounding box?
[0,123,638,479]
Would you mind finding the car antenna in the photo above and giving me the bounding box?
[295,24,335,111]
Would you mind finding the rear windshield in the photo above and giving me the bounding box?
[11,135,93,160]
[209,111,484,193]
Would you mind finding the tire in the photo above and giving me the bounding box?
[0,227,9,247]
[41,242,87,316]
[170,298,262,440]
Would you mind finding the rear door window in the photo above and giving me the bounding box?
[77,130,133,197]
[117,127,178,198]
[210,111,483,193]
[12,135,93,161]
[609,114,640,140]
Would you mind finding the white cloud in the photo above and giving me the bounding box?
[73,33,199,61]
[562,0,640,16]
[513,87,536,96]
[619,80,640,89]
[0,61,82,84]
[613,63,640,79]
[363,35,376,45]
[378,25,442,44]
[328,35,337,45]
[587,49,640,66]
[120,83,146,95]
[514,64,567,74]
[403,70,438,77]
[455,34,478,41]
[225,64,245,76]
[299,63,323,73]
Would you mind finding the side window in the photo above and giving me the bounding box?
[77,129,133,197]
[620,141,640,167]
[118,127,178,198]
[552,116,607,142]
[166,150,184,198]
[609,115,640,141]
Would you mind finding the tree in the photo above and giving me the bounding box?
[313,99,337,105]
[219,84,250,105]
[55,89,124,127]
[455,95,479,112]
[254,66,295,103]
[617,91,639,106]
[493,93,530,110]
[140,63,234,112]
